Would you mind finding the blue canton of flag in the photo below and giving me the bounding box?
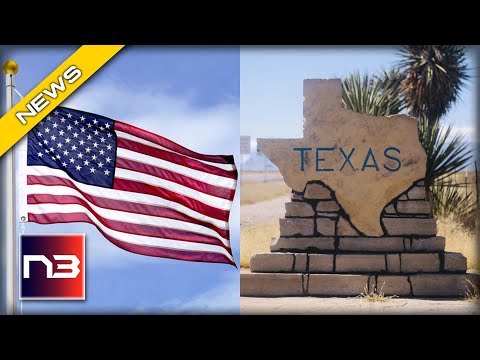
[27,107,117,188]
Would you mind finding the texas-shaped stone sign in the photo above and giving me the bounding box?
[258,79,427,236]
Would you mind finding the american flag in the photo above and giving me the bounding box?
[24,106,237,266]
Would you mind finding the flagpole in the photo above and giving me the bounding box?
[3,60,18,315]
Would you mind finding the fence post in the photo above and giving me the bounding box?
[475,161,479,206]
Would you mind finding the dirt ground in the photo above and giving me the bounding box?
[241,195,289,228]
[240,171,284,184]
[240,195,289,266]
[241,296,480,315]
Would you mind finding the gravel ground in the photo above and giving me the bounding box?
[241,296,480,315]
[241,195,289,228]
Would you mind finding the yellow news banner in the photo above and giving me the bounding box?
[0,45,124,157]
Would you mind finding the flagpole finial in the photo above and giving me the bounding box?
[3,60,18,75]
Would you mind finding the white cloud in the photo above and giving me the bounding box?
[64,77,239,156]
[450,125,476,143]
[250,137,257,151]
[136,271,239,314]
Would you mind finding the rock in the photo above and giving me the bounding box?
[338,237,404,252]
[316,201,339,212]
[317,212,338,218]
[382,218,436,236]
[285,202,315,217]
[279,218,314,237]
[384,204,396,214]
[307,274,370,296]
[401,253,440,273]
[240,270,304,297]
[309,254,334,273]
[399,194,408,200]
[335,255,386,272]
[407,186,426,200]
[270,237,279,250]
[304,183,332,200]
[410,237,445,252]
[316,218,336,236]
[257,80,427,236]
[410,274,470,297]
[376,275,411,296]
[241,271,473,297]
[444,252,467,272]
[270,237,335,252]
[387,254,401,273]
[403,238,412,251]
[294,253,308,272]
[396,200,431,214]
[250,253,294,273]
[337,217,359,236]
[291,192,304,201]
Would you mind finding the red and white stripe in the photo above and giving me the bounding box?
[24,121,238,266]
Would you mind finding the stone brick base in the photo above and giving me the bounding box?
[250,252,467,274]
[242,179,475,298]
[241,269,480,297]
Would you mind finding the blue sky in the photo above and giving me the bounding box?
[240,46,477,168]
[5,46,240,314]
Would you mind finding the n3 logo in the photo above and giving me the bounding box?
[20,234,85,300]
[23,255,81,279]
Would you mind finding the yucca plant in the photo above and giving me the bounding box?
[376,67,405,95]
[343,74,474,209]
[342,72,403,117]
[429,181,476,218]
[417,116,472,189]
[343,51,474,220]
[398,45,469,129]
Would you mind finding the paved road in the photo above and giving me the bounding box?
[241,296,480,315]
[240,171,284,184]
[241,195,290,228]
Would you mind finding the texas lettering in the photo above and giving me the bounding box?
[293,146,401,172]
[257,80,427,235]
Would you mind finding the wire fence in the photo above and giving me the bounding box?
[430,161,479,206]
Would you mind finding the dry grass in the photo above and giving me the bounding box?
[240,222,278,268]
[240,182,291,206]
[437,216,479,271]
[357,282,397,302]
[439,170,478,206]
[240,177,290,267]
[464,280,480,302]
[444,170,477,187]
